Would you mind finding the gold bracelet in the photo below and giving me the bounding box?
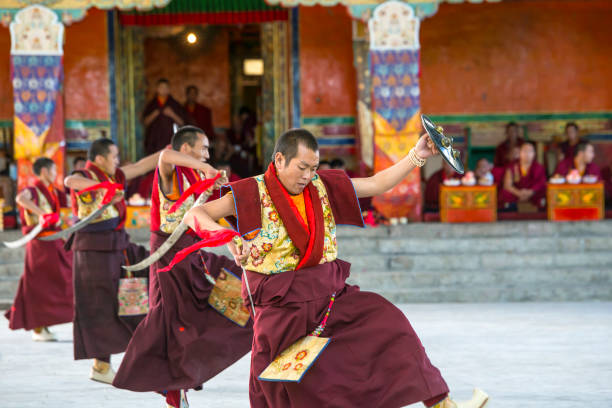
[408,148,426,167]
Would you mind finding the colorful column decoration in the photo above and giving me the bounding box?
[369,1,422,220]
[261,21,290,166]
[10,5,65,191]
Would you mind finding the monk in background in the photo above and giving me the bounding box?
[558,122,586,162]
[143,78,188,155]
[494,122,524,167]
[554,142,601,181]
[499,142,547,211]
[5,157,73,342]
[65,138,162,384]
[184,85,215,141]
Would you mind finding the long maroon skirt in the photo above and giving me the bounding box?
[5,239,73,330]
[70,229,148,360]
[243,259,449,408]
[113,231,253,392]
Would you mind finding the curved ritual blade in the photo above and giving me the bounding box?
[1,223,44,248]
[122,177,221,272]
[123,222,189,272]
[39,203,111,241]
[421,114,465,175]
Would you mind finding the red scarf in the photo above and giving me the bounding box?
[150,165,200,232]
[19,179,62,234]
[70,161,127,230]
[263,163,325,270]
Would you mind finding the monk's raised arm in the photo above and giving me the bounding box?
[352,133,438,198]
[184,193,236,232]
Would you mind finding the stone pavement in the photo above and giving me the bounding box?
[2,302,611,407]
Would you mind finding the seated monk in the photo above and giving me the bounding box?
[424,161,460,212]
[500,142,547,211]
[553,142,601,181]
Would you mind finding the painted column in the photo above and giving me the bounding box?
[10,5,65,191]
[369,1,423,220]
[261,21,289,167]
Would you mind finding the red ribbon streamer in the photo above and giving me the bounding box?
[158,223,239,273]
[78,181,124,205]
[40,212,59,229]
[167,173,222,214]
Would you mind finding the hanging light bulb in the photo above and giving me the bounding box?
[187,32,197,44]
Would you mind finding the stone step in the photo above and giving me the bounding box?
[336,220,612,240]
[0,263,23,278]
[347,268,612,290]
[375,284,612,303]
[343,250,612,271]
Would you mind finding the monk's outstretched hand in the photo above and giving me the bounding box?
[414,133,438,159]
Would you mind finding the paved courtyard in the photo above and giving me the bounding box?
[2,302,611,407]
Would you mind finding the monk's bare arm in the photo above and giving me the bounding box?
[159,150,217,182]
[64,174,100,191]
[15,189,46,217]
[184,194,236,232]
[121,149,165,181]
[503,169,520,196]
[352,133,437,198]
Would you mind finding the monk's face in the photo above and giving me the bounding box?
[186,88,198,104]
[157,82,170,98]
[182,133,209,162]
[275,144,320,195]
[506,125,519,141]
[475,159,492,178]
[566,126,579,143]
[40,164,57,185]
[96,144,120,175]
[519,144,535,165]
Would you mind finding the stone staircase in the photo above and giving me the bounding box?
[340,220,612,302]
[1,220,611,307]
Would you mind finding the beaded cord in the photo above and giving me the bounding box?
[310,292,336,337]
[199,251,217,285]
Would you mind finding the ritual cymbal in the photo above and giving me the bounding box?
[421,114,465,175]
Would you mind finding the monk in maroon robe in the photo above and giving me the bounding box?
[558,122,586,162]
[113,126,253,408]
[554,142,601,181]
[184,85,215,140]
[499,142,547,211]
[185,129,488,408]
[494,122,524,167]
[424,161,460,212]
[64,138,161,384]
[5,157,72,341]
[143,78,189,155]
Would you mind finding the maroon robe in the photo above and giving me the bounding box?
[554,158,601,180]
[5,181,73,330]
[494,137,524,167]
[500,160,547,209]
[113,165,253,393]
[559,138,586,161]
[224,168,449,408]
[143,95,189,155]
[68,162,149,360]
[185,102,215,139]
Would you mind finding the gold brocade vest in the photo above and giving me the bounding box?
[76,171,120,223]
[24,187,53,227]
[157,169,202,234]
[241,174,338,275]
